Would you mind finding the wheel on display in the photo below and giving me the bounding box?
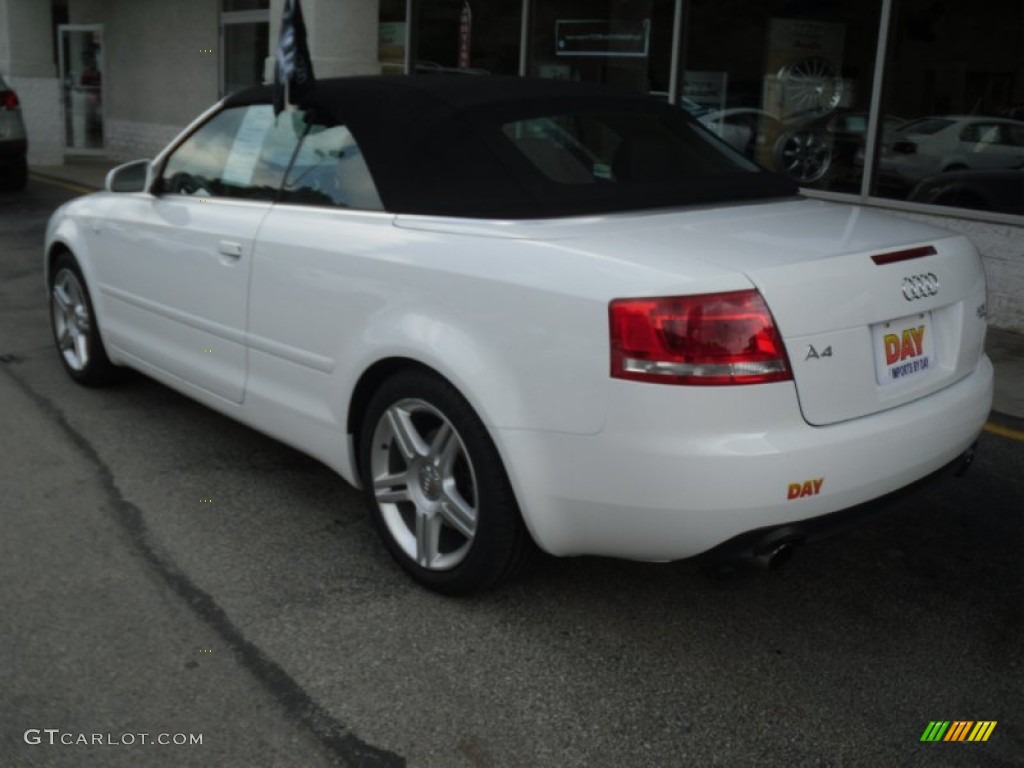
[777,56,844,114]
[774,130,833,184]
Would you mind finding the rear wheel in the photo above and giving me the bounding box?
[49,252,119,386]
[359,370,531,594]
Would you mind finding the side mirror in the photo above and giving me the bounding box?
[105,159,153,193]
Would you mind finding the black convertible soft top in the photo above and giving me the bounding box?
[224,75,798,219]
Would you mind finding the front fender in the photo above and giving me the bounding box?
[45,204,93,290]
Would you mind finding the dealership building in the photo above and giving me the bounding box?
[1,0,1022,330]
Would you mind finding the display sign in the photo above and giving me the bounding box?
[683,71,729,112]
[458,2,472,69]
[378,22,406,74]
[555,19,650,57]
[763,18,847,118]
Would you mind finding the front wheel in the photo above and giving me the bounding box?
[359,370,531,594]
[49,252,119,386]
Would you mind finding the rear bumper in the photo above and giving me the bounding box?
[497,355,993,560]
[688,443,976,565]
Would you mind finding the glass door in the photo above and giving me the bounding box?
[220,6,270,96]
[58,24,105,153]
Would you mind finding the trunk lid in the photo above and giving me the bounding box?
[398,198,988,426]
[594,200,988,426]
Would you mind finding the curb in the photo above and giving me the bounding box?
[28,170,100,194]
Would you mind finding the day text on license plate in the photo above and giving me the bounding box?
[871,312,934,386]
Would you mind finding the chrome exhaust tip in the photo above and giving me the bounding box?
[752,541,796,569]
[750,527,803,569]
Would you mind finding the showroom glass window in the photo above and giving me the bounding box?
[159,105,302,200]
[222,0,270,96]
[527,0,677,95]
[413,0,523,75]
[379,0,409,74]
[679,0,883,192]
[872,0,1024,215]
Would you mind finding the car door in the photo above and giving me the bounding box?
[244,116,393,443]
[92,104,303,403]
[960,121,1022,171]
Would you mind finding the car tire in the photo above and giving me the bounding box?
[773,130,832,184]
[359,369,532,594]
[49,251,120,386]
[1,155,27,191]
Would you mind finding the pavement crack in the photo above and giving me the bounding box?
[2,366,405,768]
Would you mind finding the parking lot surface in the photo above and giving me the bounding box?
[1,178,1021,767]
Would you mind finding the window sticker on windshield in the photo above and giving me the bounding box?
[221,107,275,188]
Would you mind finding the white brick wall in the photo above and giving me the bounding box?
[7,75,62,165]
[104,118,181,162]
[890,211,1024,333]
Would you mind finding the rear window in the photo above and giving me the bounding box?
[502,111,759,186]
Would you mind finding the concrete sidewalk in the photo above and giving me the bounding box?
[31,156,115,192]
[28,159,1024,421]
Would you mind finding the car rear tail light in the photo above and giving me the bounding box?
[609,289,792,385]
[0,89,19,110]
[892,140,916,154]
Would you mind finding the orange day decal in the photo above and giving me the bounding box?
[787,478,824,500]
[884,326,925,365]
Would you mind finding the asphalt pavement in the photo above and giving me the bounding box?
[1,174,1021,767]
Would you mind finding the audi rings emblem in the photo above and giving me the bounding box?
[901,273,939,301]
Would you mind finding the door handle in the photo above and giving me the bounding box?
[218,240,243,259]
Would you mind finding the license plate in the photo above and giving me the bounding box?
[871,312,935,386]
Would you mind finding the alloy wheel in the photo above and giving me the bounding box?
[369,398,479,570]
[51,268,92,372]
[778,131,832,184]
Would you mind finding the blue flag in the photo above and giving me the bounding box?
[274,0,315,115]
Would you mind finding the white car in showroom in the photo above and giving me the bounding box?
[879,114,1024,186]
[45,76,992,593]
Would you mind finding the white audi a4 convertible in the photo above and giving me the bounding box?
[45,76,992,593]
